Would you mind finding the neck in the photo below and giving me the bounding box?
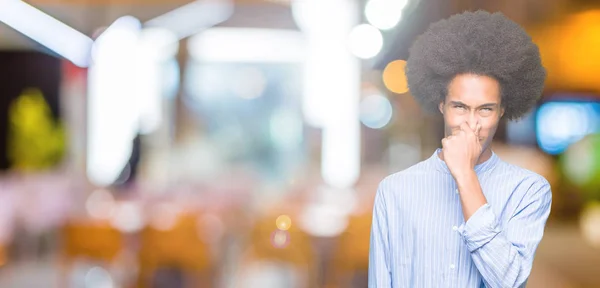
[438,146,493,165]
[476,147,493,164]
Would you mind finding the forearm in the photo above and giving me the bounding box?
[455,171,529,287]
[469,229,529,288]
[455,170,487,221]
[458,204,533,288]
[458,180,552,288]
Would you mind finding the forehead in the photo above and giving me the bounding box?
[446,74,501,105]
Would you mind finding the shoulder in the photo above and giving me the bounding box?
[495,158,550,185]
[494,158,552,200]
[375,158,432,200]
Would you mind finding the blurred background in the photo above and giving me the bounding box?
[0,0,599,287]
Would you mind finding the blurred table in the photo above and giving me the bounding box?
[529,221,600,288]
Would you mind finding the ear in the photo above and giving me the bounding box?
[499,106,505,118]
[438,101,445,114]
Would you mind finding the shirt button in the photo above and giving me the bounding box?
[452,225,458,231]
[450,264,456,269]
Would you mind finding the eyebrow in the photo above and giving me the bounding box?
[449,101,498,108]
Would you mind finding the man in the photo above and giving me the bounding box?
[368,10,551,288]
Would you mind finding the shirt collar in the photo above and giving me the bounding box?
[430,148,499,175]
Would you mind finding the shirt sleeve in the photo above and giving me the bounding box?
[368,182,392,288]
[457,178,552,288]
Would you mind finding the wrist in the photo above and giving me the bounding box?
[453,169,476,183]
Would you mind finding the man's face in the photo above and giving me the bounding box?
[438,74,505,152]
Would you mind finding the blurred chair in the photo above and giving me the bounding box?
[235,211,317,288]
[327,212,373,288]
[59,220,125,287]
[61,220,124,263]
[136,212,213,288]
[0,244,6,268]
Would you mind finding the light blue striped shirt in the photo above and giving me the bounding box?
[368,148,552,288]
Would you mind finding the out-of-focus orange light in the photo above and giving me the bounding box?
[276,214,292,231]
[382,60,409,94]
[530,10,600,92]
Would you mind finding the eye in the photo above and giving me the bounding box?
[479,107,494,116]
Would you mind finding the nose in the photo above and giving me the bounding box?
[467,112,479,131]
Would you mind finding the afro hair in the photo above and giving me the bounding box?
[405,10,546,120]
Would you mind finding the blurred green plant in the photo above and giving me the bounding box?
[7,88,66,171]
[560,133,600,202]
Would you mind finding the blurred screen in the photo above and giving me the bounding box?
[536,97,600,155]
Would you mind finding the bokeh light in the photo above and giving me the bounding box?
[561,134,600,193]
[360,94,393,129]
[110,201,144,233]
[536,101,600,155]
[84,266,114,288]
[275,215,292,231]
[580,202,600,249]
[85,189,115,220]
[382,60,409,94]
[271,230,290,249]
[348,24,383,59]
[298,203,350,237]
[365,0,407,30]
[319,185,359,216]
[149,202,180,231]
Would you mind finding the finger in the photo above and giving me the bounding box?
[452,129,465,139]
[450,128,461,136]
